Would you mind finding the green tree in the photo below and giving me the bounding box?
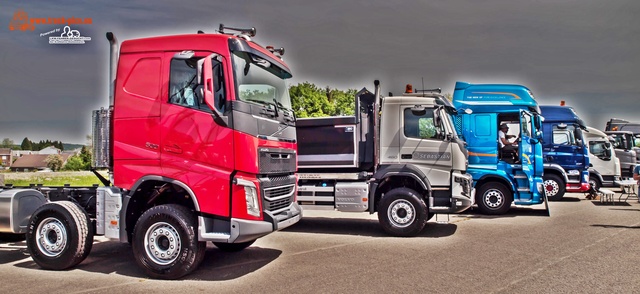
[20,137,32,150]
[1,138,14,148]
[45,154,64,171]
[289,82,357,118]
[79,146,92,170]
[62,155,85,171]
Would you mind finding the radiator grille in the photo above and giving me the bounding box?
[260,175,296,213]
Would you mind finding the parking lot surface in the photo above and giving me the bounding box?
[1,192,639,293]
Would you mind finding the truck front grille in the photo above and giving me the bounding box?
[260,175,296,214]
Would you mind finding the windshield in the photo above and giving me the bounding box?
[232,51,292,109]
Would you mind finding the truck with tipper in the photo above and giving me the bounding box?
[538,105,591,199]
[0,25,302,279]
[451,82,548,215]
[296,82,474,237]
[603,131,637,179]
[584,126,620,191]
[605,118,640,178]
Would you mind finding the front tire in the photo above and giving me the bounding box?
[476,183,512,215]
[544,174,566,201]
[132,204,206,280]
[213,240,255,252]
[26,201,94,270]
[589,176,601,192]
[377,188,428,237]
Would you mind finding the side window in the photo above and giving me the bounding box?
[169,56,225,111]
[589,141,604,156]
[404,108,438,139]
[552,125,575,145]
[553,131,570,145]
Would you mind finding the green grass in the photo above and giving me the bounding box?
[3,171,105,187]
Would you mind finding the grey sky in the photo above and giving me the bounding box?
[1,0,638,143]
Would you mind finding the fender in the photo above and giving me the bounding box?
[543,163,569,182]
[120,175,201,242]
[468,169,516,193]
[588,168,604,184]
[369,164,432,213]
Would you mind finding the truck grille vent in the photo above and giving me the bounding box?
[258,148,297,174]
[263,184,295,212]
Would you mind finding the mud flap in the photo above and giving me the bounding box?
[543,192,551,217]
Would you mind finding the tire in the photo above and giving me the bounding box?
[26,201,94,270]
[475,183,512,215]
[213,240,255,252]
[132,204,206,280]
[377,188,428,237]
[544,174,566,201]
[0,233,26,242]
[589,176,601,192]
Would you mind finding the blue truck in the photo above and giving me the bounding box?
[538,106,591,200]
[451,82,547,215]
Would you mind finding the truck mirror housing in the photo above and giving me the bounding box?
[197,54,227,126]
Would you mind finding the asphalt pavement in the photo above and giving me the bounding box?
[1,192,639,293]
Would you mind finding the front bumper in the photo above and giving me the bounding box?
[451,189,475,213]
[199,202,302,244]
[566,182,590,193]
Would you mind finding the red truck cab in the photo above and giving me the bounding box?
[108,27,300,277]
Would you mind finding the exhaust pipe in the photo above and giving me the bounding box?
[373,80,381,173]
[106,32,118,108]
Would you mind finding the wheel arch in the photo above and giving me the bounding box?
[543,163,569,184]
[121,176,199,243]
[370,165,431,213]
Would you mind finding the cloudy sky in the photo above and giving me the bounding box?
[1,0,638,143]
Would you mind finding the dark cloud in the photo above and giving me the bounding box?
[1,0,638,143]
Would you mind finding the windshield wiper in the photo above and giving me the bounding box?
[246,99,278,118]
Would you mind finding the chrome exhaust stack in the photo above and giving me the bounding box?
[106,32,118,108]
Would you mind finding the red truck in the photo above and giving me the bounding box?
[0,25,301,279]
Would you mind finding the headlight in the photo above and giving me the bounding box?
[583,173,589,182]
[245,186,261,217]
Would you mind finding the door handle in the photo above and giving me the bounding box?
[163,144,183,154]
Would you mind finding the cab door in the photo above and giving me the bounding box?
[159,51,234,217]
[519,110,536,193]
[398,105,452,187]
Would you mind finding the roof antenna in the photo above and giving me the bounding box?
[421,77,425,93]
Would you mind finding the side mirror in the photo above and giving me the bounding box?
[432,109,442,128]
[198,54,227,126]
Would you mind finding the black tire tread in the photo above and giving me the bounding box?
[476,182,512,215]
[377,187,429,237]
[26,201,93,270]
[132,204,206,280]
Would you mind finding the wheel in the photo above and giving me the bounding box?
[377,188,428,237]
[0,233,26,242]
[213,240,255,252]
[588,176,601,192]
[132,204,206,280]
[475,183,512,215]
[26,201,94,270]
[543,174,566,201]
